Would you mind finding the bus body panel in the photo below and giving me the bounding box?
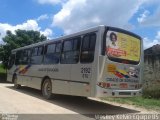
[7,53,16,82]
[7,65,15,82]
[52,80,70,95]
[7,25,143,98]
[7,26,102,97]
[96,58,142,97]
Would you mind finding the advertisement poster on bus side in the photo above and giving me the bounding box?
[106,31,141,62]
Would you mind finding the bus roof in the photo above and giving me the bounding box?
[12,25,104,53]
[12,25,141,53]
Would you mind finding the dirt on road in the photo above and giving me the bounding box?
[0,83,159,120]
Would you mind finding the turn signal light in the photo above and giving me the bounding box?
[98,82,111,88]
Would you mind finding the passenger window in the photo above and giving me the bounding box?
[37,46,44,56]
[32,47,38,56]
[63,40,72,51]
[21,49,31,64]
[31,46,44,64]
[73,39,80,50]
[55,43,61,53]
[61,37,81,64]
[8,54,15,69]
[82,36,90,50]
[80,33,96,63]
[44,42,61,64]
[15,50,23,65]
[90,35,96,50]
[47,44,56,53]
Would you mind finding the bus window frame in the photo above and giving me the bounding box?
[43,41,61,64]
[15,50,23,65]
[8,54,16,69]
[21,48,31,65]
[80,32,97,64]
[61,36,81,64]
[30,45,44,65]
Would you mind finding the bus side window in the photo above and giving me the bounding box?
[55,42,61,53]
[21,49,31,65]
[61,37,80,64]
[72,37,81,63]
[54,42,61,63]
[37,46,44,56]
[32,47,38,56]
[31,46,44,64]
[80,33,96,63]
[44,43,56,64]
[8,54,15,69]
[44,43,60,64]
[15,50,23,65]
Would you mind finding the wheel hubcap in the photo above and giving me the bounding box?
[44,82,51,96]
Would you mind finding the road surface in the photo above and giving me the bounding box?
[0,83,158,120]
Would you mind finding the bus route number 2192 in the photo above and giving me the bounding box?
[81,67,91,79]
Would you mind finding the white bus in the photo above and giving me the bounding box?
[7,25,143,99]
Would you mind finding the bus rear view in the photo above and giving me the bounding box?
[97,27,143,97]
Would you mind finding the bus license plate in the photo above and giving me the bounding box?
[120,83,128,88]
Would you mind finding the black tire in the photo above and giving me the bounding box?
[79,96,88,99]
[13,75,21,89]
[42,79,53,99]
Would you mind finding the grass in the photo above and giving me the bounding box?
[0,64,5,73]
[0,64,7,82]
[143,86,160,99]
[102,97,160,111]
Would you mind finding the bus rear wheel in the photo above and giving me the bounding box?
[42,79,53,99]
[13,75,21,89]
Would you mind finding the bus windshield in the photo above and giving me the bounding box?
[106,30,141,65]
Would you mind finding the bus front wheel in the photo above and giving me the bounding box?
[13,75,21,89]
[42,79,53,99]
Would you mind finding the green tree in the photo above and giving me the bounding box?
[0,29,47,67]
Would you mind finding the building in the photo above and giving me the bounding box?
[144,44,160,88]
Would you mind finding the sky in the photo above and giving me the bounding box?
[0,0,160,49]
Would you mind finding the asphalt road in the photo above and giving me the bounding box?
[0,83,158,120]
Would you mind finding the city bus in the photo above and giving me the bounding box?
[7,25,143,99]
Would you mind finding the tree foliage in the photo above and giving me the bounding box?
[0,29,47,67]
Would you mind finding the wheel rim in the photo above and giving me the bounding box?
[44,81,51,96]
